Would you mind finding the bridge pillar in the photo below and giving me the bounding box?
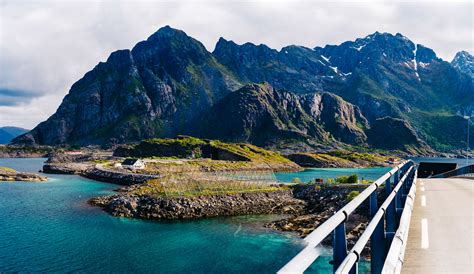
[333,222,347,272]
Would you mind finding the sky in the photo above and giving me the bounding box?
[0,0,473,129]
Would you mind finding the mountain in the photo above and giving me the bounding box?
[14,26,240,146]
[13,26,473,152]
[194,83,425,153]
[0,127,29,144]
[451,51,473,77]
[194,83,363,146]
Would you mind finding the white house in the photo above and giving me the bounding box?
[121,159,145,170]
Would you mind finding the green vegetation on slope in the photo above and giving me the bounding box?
[0,167,17,173]
[131,174,285,198]
[410,110,474,151]
[113,136,301,172]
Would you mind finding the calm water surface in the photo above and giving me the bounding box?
[275,167,391,183]
[0,158,343,273]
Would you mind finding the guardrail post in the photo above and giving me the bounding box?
[394,169,400,187]
[370,192,377,218]
[333,222,347,272]
[386,166,400,240]
[369,191,385,273]
[386,196,396,246]
[385,177,391,196]
[371,217,385,274]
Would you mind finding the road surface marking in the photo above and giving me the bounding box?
[421,218,429,249]
[420,186,425,192]
[421,195,426,207]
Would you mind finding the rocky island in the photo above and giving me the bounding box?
[30,135,381,247]
[0,167,47,182]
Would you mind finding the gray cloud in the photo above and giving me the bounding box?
[0,0,472,128]
[0,88,42,106]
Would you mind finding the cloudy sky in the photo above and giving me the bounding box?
[0,0,472,129]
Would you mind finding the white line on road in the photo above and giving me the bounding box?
[421,218,429,249]
[421,186,425,192]
[421,195,426,207]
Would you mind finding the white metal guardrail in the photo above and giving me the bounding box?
[382,170,418,273]
[278,160,416,274]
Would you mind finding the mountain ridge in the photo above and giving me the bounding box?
[0,127,29,144]
[13,26,473,152]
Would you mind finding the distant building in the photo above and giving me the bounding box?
[121,159,145,170]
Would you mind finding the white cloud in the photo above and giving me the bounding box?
[0,0,472,128]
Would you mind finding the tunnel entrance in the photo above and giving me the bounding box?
[417,162,458,178]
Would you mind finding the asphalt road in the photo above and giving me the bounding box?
[402,178,474,273]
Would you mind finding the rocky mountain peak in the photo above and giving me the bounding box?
[105,49,135,68]
[132,25,210,66]
[451,50,473,77]
[415,44,438,64]
[147,25,186,40]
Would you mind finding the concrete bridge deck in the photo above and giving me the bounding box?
[402,178,474,273]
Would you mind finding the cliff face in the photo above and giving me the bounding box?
[13,26,473,151]
[194,83,368,146]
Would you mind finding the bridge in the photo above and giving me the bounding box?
[278,162,474,273]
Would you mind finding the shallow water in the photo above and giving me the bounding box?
[0,158,337,273]
[275,167,391,183]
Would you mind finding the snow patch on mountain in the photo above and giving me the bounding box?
[413,44,420,81]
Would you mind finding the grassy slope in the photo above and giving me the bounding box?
[119,136,301,172]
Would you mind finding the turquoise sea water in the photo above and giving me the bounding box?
[0,158,333,272]
[275,167,391,183]
[0,158,391,272]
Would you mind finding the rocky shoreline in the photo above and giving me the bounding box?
[0,167,47,182]
[42,162,162,186]
[42,163,91,175]
[35,149,384,249]
[89,189,305,219]
[89,183,375,250]
[83,166,161,185]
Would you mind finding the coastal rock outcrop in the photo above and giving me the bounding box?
[89,182,376,251]
[83,166,161,185]
[89,189,305,219]
[0,167,47,182]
